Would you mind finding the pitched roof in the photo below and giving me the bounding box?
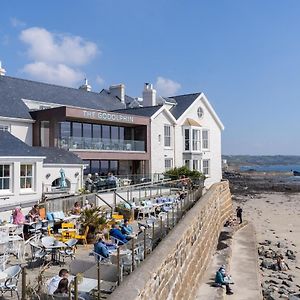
[0,131,42,157]
[0,76,125,120]
[169,93,201,119]
[0,131,83,164]
[34,147,83,165]
[112,105,162,117]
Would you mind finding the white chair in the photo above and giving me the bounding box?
[59,239,78,262]
[0,265,22,300]
[0,253,8,271]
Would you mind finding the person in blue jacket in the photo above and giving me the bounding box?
[215,267,233,295]
[94,235,110,259]
[109,224,129,245]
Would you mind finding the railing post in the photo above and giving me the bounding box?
[74,276,78,300]
[160,215,163,238]
[113,192,117,212]
[117,247,121,285]
[176,202,179,224]
[131,238,135,271]
[144,228,147,260]
[21,267,26,300]
[152,220,155,248]
[97,260,101,300]
[172,205,175,227]
[166,211,169,233]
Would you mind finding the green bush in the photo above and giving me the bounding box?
[164,166,206,180]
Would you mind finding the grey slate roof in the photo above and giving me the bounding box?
[112,105,162,117]
[35,147,83,165]
[0,131,83,164]
[0,131,43,157]
[0,76,125,120]
[169,93,201,119]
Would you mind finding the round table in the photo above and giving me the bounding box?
[0,271,7,282]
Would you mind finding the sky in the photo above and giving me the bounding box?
[1,0,300,155]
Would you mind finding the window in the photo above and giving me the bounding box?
[184,160,190,168]
[20,164,33,189]
[193,160,200,171]
[0,124,9,132]
[165,159,173,170]
[59,122,71,139]
[202,130,209,149]
[164,125,171,147]
[40,121,50,147]
[192,129,201,151]
[184,129,190,151]
[197,107,204,119]
[203,159,210,176]
[0,165,10,190]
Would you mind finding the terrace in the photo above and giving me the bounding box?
[0,179,203,300]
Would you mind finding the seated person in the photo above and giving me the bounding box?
[27,204,41,222]
[72,202,81,215]
[215,267,233,295]
[53,278,69,297]
[94,234,110,259]
[48,269,69,295]
[12,207,25,225]
[121,219,133,237]
[109,224,129,244]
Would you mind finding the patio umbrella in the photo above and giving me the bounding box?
[59,168,67,188]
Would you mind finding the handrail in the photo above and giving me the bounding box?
[114,191,132,207]
[95,194,113,210]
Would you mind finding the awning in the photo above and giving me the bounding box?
[183,118,202,127]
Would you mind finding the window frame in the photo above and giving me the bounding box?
[164,158,173,171]
[0,164,11,192]
[202,129,210,150]
[192,129,201,151]
[202,159,210,176]
[164,125,171,148]
[0,124,10,132]
[20,164,34,191]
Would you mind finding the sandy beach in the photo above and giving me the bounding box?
[235,192,300,298]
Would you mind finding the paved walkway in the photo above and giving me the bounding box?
[227,223,262,300]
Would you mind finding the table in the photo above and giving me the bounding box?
[78,278,100,293]
[0,271,7,282]
[42,241,66,265]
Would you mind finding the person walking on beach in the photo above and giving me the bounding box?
[236,206,243,224]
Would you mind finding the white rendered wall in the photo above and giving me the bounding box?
[0,158,44,208]
[0,118,33,146]
[175,95,222,187]
[150,110,175,180]
[42,165,83,193]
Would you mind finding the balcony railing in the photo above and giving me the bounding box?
[58,137,145,152]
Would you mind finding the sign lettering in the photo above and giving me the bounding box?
[83,110,134,123]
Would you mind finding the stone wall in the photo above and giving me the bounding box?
[109,181,233,300]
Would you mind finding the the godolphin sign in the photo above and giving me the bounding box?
[83,110,134,123]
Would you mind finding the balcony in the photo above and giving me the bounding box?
[58,137,145,152]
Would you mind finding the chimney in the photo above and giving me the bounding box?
[79,78,92,92]
[109,84,125,104]
[0,61,6,76]
[142,83,157,106]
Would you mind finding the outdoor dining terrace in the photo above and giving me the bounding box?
[0,179,203,300]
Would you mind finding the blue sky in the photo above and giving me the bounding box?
[1,0,300,155]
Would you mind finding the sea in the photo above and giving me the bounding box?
[239,164,300,173]
[239,164,300,183]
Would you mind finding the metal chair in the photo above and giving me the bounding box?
[29,242,47,264]
[59,239,78,262]
[0,265,22,300]
[28,221,43,235]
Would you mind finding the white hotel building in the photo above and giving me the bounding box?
[0,62,224,209]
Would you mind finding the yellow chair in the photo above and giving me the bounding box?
[75,226,89,246]
[61,223,75,229]
[60,223,76,242]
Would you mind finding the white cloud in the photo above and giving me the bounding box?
[19,26,99,87]
[22,62,84,87]
[155,76,181,96]
[10,17,26,28]
[19,27,98,66]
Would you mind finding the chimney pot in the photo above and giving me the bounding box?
[142,82,157,107]
[0,61,6,76]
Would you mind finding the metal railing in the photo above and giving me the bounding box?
[19,184,203,300]
[58,136,145,152]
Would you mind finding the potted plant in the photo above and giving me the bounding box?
[78,206,107,243]
[115,202,133,220]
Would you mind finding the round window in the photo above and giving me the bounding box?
[197,107,204,119]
